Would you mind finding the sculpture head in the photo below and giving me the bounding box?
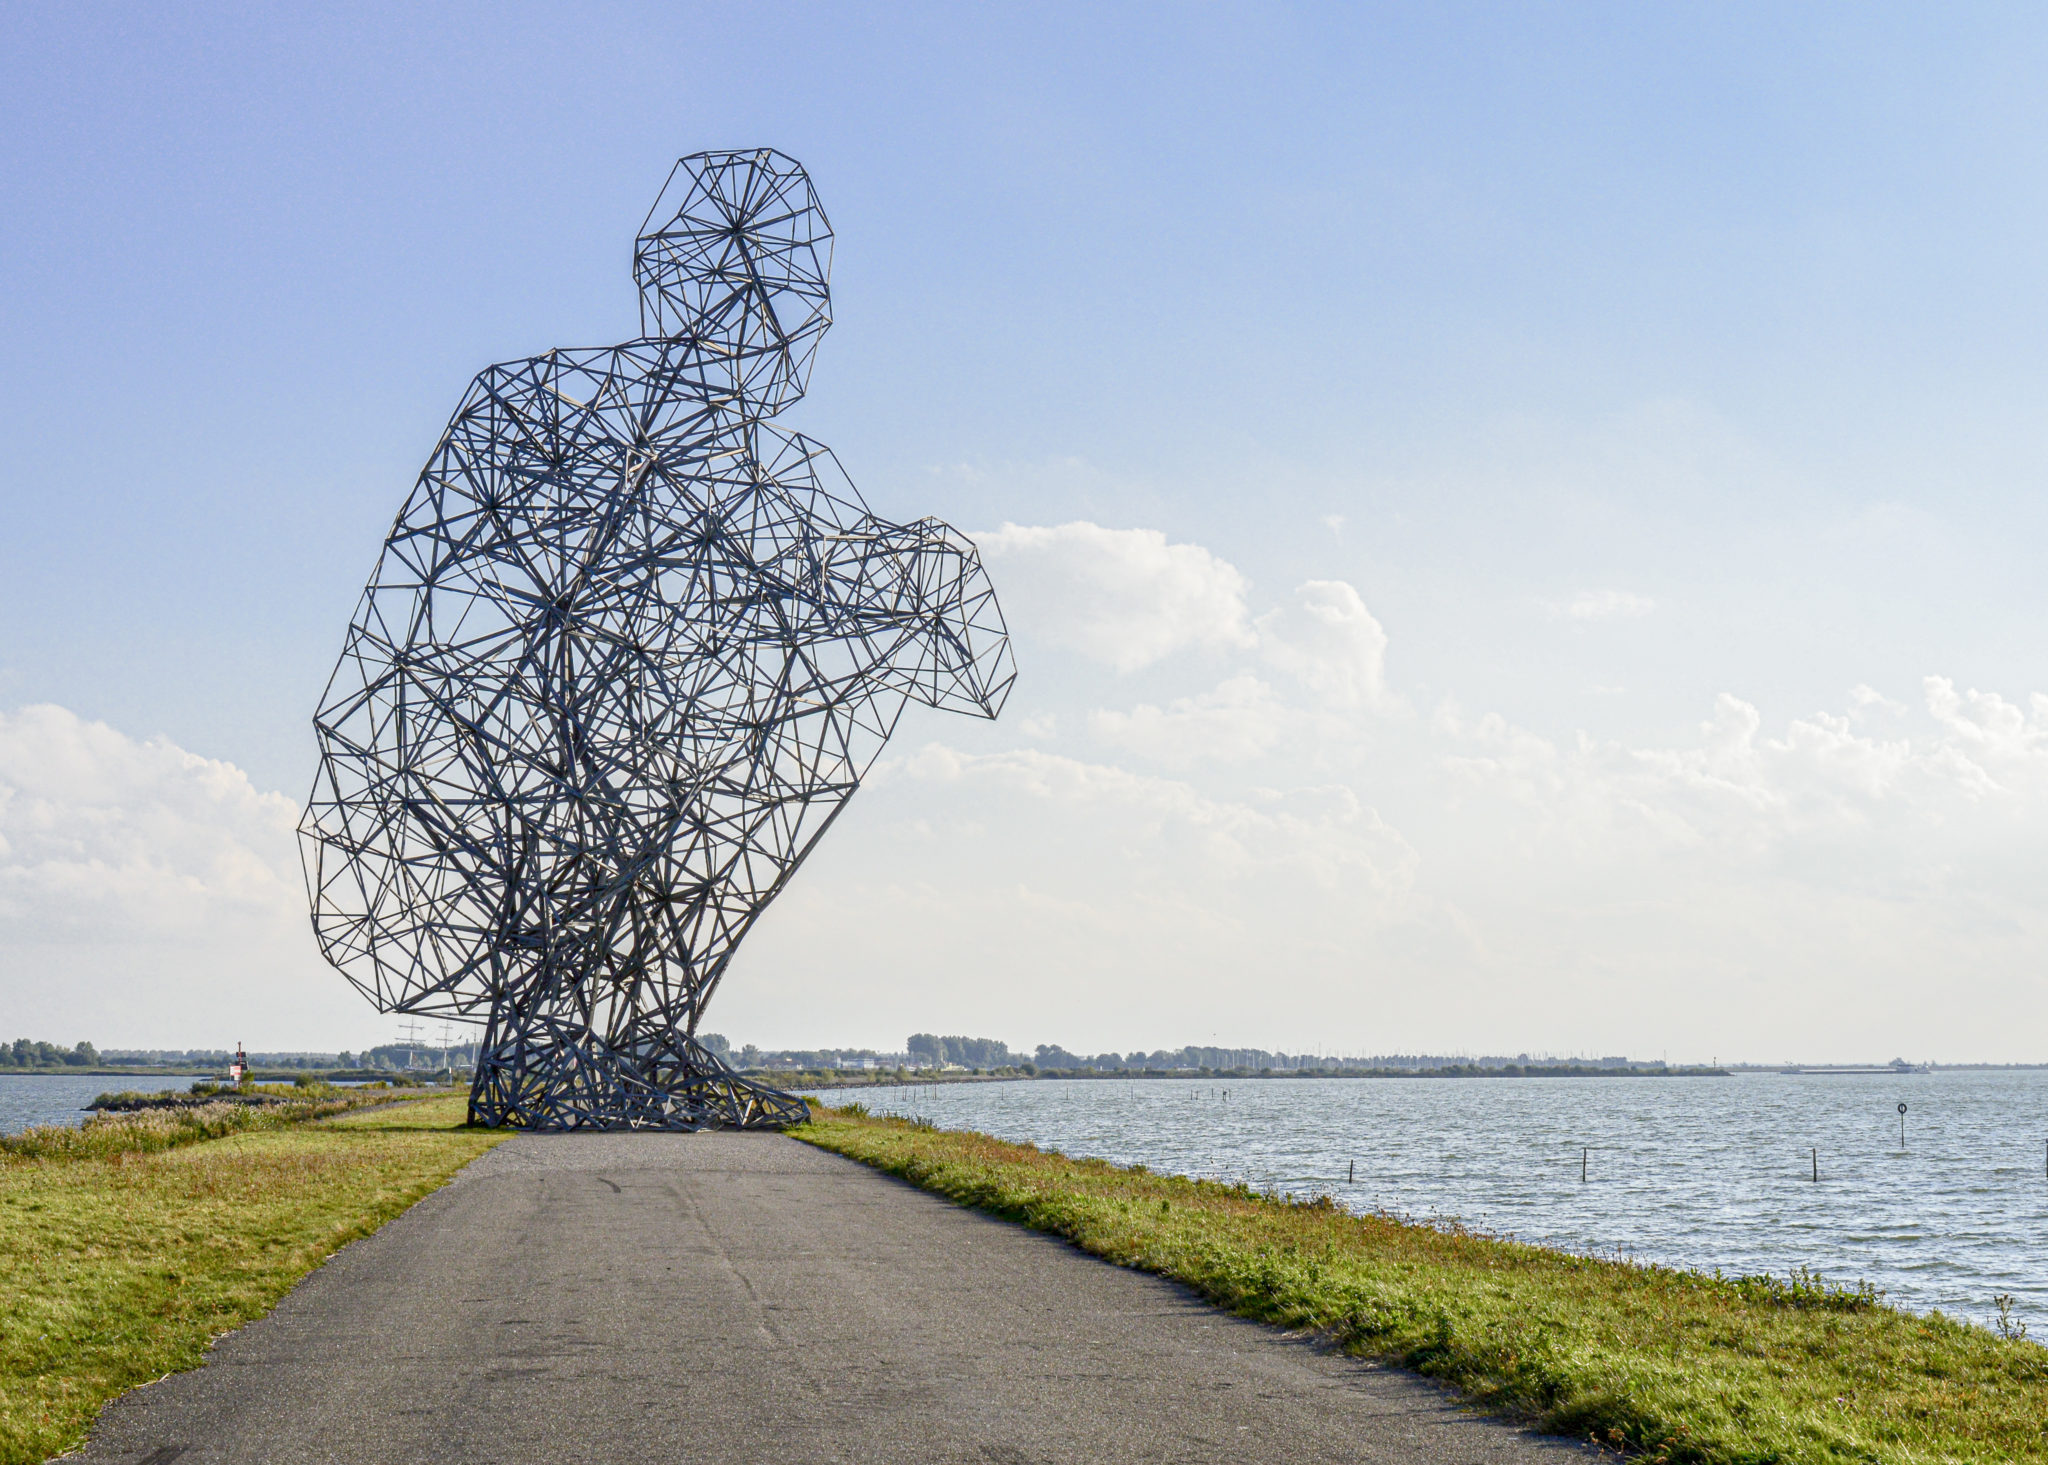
[635,148,832,412]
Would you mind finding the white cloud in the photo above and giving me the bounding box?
[1438,678,2048,869]
[1378,680,2048,1059]
[0,705,383,1047]
[1921,676,2048,782]
[896,744,1416,894]
[1552,589,1656,621]
[1089,674,1292,767]
[966,523,1393,770]
[722,742,1428,1046]
[974,521,1254,671]
[23,494,2048,1065]
[720,669,2048,1058]
[970,524,1390,727]
[1065,576,1393,768]
[1848,683,1907,717]
[0,705,299,939]
[1255,580,1390,708]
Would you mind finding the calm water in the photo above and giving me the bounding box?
[0,1075,399,1134]
[830,1071,2048,1329]
[0,1074,118,1134]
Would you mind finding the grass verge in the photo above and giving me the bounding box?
[0,1094,508,1463]
[795,1103,2048,1465]
[2,1084,447,1163]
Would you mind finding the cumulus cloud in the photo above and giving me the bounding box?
[1081,580,1394,768]
[972,523,1389,711]
[1088,674,1293,768]
[0,705,300,939]
[24,499,2048,1063]
[975,522,1254,671]
[975,524,1394,766]
[1256,580,1390,708]
[1326,679,2048,1061]
[897,744,1416,893]
[1437,677,2048,868]
[715,663,2048,1058]
[721,741,1428,1045]
[0,705,379,1046]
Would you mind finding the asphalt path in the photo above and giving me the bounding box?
[76,1132,1596,1464]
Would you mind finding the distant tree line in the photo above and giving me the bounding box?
[93,1042,483,1072]
[357,1041,480,1071]
[1029,1045,1663,1073]
[0,1039,99,1068]
[908,1034,1014,1067]
[723,1037,902,1072]
[1032,1044,1354,1072]
[707,1033,1670,1075]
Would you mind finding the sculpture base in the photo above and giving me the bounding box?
[466,1024,807,1131]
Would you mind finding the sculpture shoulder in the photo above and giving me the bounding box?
[387,343,746,512]
[378,342,877,561]
[436,343,692,434]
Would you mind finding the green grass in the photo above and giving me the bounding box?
[795,1103,2048,1465]
[0,1094,509,1463]
[2,1084,443,1163]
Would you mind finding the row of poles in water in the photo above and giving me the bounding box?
[882,1087,2048,1183]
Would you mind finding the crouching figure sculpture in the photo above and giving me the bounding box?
[299,149,1013,1129]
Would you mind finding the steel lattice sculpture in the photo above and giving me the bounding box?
[300,149,1014,1130]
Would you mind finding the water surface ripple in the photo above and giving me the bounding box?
[833,1072,2048,1329]
[0,1074,115,1135]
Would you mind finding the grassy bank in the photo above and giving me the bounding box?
[796,1104,2048,1465]
[2,1083,444,1163]
[0,1094,507,1463]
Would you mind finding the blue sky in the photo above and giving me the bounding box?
[6,3,2048,1059]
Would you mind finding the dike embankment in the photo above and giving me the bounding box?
[795,1102,2048,1465]
[58,1123,1584,1465]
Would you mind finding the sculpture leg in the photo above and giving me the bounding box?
[467,1008,807,1131]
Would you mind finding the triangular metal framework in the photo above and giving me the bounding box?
[299,149,1014,1131]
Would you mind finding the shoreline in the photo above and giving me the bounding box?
[795,1099,2048,1464]
[795,1062,1729,1090]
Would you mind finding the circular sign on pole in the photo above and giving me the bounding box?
[1899,1102,1909,1115]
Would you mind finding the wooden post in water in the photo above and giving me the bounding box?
[1348,1160,1355,1184]
[1581,1147,1587,1183]
[1812,1148,1818,1183]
